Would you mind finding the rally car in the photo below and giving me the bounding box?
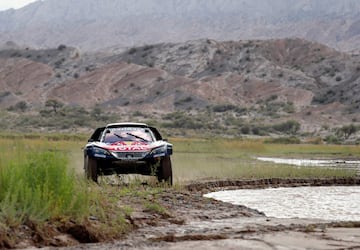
[84,122,173,184]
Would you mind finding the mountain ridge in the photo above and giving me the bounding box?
[1,0,360,52]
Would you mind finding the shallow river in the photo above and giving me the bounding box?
[205,186,360,221]
[205,157,360,221]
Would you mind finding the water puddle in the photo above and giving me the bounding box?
[257,157,360,172]
[205,186,360,221]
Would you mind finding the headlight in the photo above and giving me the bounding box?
[92,147,111,158]
[151,145,167,157]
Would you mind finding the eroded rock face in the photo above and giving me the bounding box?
[0,57,53,106]
[0,38,359,132]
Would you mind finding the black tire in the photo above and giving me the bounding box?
[85,156,98,182]
[157,156,173,185]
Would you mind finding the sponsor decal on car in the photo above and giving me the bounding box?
[104,141,150,151]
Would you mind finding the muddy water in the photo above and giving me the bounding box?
[204,157,360,221]
[205,186,360,221]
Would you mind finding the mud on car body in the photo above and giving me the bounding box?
[84,122,173,184]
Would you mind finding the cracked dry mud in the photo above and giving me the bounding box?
[56,178,360,250]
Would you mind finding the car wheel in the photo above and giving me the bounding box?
[157,156,173,185]
[85,156,98,182]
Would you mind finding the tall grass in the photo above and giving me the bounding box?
[0,142,90,228]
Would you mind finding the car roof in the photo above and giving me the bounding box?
[88,123,163,141]
[105,122,148,128]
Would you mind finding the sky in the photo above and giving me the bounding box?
[0,0,39,11]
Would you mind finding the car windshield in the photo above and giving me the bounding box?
[102,127,154,144]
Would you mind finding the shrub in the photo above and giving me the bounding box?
[283,102,295,113]
[272,120,300,135]
[264,136,301,144]
[266,95,278,102]
[250,127,259,135]
[174,96,193,106]
[142,45,153,51]
[325,135,341,144]
[252,126,264,135]
[0,91,11,99]
[212,104,246,114]
[128,47,137,54]
[213,104,236,112]
[57,44,67,50]
[45,99,64,113]
[336,124,358,139]
[240,125,250,134]
[312,95,327,104]
[7,101,28,112]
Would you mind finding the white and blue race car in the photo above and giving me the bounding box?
[84,122,173,184]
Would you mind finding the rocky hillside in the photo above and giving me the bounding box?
[1,0,360,52]
[0,38,359,133]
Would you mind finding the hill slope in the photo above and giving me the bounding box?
[0,38,359,133]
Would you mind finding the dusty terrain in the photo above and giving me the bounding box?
[12,177,360,250]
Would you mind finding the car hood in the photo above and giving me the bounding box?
[90,141,166,152]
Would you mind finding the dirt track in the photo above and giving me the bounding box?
[55,177,360,250]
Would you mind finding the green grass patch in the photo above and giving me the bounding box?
[171,137,359,183]
[143,201,168,215]
[0,150,90,227]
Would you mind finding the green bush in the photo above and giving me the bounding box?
[7,101,28,112]
[336,124,358,139]
[0,151,90,226]
[212,104,246,114]
[240,125,250,134]
[272,120,300,134]
[325,135,341,144]
[264,136,301,144]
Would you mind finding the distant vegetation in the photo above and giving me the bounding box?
[1,102,359,144]
[0,38,360,144]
